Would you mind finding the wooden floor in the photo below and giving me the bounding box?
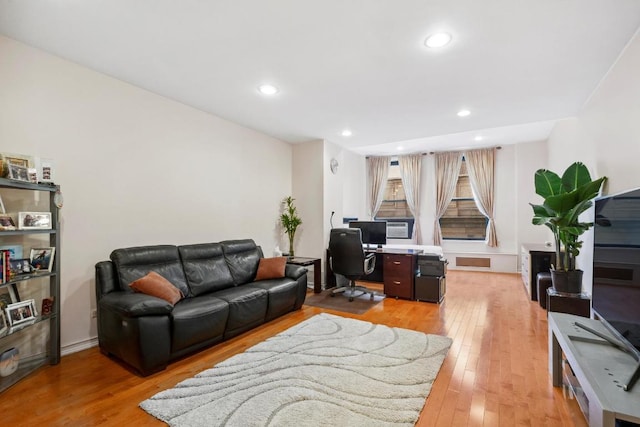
[0,271,587,426]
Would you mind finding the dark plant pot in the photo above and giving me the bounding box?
[550,269,583,294]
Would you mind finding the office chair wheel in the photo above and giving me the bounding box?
[370,294,374,300]
[349,297,354,302]
[330,293,336,297]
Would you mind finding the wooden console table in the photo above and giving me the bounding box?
[548,312,640,426]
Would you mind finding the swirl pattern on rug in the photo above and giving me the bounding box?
[140,313,452,427]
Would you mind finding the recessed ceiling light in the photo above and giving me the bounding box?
[424,32,452,48]
[474,135,483,141]
[258,84,279,95]
[341,129,352,137]
[457,109,471,117]
[397,146,404,151]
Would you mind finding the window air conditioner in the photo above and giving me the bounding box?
[387,222,409,238]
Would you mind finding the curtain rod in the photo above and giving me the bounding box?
[365,146,502,158]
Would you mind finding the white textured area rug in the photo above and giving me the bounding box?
[140,313,452,427]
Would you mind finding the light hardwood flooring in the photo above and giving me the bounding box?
[0,271,587,426]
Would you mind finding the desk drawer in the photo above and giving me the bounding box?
[384,254,415,299]
[384,254,413,275]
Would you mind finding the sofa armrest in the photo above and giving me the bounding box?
[285,264,308,280]
[98,291,173,318]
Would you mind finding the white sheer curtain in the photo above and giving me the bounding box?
[398,154,423,244]
[465,147,498,247]
[433,151,463,246]
[366,156,390,219]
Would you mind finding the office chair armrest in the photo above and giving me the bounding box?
[364,252,376,274]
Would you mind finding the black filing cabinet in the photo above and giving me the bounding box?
[415,254,447,303]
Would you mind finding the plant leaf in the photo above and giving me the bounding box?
[534,169,562,198]
[561,162,592,192]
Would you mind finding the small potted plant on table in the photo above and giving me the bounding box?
[530,162,606,293]
[280,196,302,257]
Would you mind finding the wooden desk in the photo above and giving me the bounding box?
[325,248,422,299]
[287,257,322,293]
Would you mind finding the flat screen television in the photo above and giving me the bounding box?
[348,221,387,247]
[592,187,640,391]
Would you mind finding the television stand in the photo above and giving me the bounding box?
[548,312,640,426]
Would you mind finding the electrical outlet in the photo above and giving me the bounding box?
[91,309,97,319]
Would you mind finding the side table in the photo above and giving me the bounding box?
[546,288,591,318]
[287,257,322,293]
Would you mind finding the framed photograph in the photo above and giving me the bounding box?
[28,168,38,183]
[1,153,34,169]
[6,299,37,327]
[9,258,33,276]
[18,212,51,230]
[0,194,5,214]
[30,248,55,272]
[36,157,55,183]
[0,214,16,231]
[41,297,54,316]
[8,164,30,182]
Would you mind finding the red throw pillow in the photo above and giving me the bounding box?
[255,257,287,281]
[129,271,183,305]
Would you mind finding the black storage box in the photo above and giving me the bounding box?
[415,275,446,303]
[417,255,447,277]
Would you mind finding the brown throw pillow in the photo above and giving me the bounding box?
[254,257,287,281]
[129,271,183,305]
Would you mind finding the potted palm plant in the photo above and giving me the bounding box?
[280,196,302,257]
[530,162,607,293]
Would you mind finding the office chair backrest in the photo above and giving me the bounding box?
[329,228,366,279]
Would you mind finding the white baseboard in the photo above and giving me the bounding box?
[61,337,99,356]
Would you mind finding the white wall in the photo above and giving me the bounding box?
[547,29,640,294]
[0,36,293,352]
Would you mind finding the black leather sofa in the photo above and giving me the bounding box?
[95,239,307,376]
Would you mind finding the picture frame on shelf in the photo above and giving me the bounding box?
[36,157,55,183]
[41,297,54,316]
[8,164,30,182]
[0,214,16,231]
[27,168,38,183]
[1,153,34,169]
[9,258,33,277]
[17,212,51,230]
[0,194,5,214]
[30,248,55,272]
[6,299,37,327]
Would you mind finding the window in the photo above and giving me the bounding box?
[440,158,487,240]
[375,161,413,239]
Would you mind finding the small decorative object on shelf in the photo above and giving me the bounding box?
[9,258,32,278]
[8,164,30,182]
[0,214,16,231]
[41,297,54,317]
[30,247,55,272]
[0,347,19,377]
[0,311,8,335]
[18,211,52,230]
[54,188,63,208]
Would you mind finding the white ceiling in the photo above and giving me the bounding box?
[1,1,639,155]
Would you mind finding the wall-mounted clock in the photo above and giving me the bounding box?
[330,158,339,174]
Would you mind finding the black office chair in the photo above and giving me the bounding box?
[328,228,384,301]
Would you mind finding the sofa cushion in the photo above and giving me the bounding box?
[254,257,287,281]
[129,272,183,305]
[213,286,268,339]
[171,295,229,353]
[247,278,299,321]
[110,245,190,297]
[221,239,262,285]
[178,243,235,296]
